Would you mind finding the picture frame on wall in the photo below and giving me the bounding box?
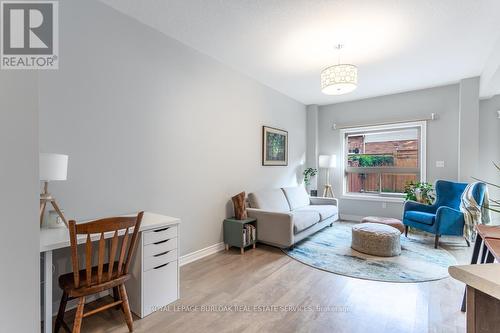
[262,126,288,166]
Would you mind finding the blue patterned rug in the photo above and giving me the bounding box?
[283,221,457,283]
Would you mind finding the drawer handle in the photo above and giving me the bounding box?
[153,239,169,245]
[154,227,170,233]
[154,250,170,257]
[154,263,169,270]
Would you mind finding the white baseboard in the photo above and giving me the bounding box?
[179,242,225,267]
[340,214,364,222]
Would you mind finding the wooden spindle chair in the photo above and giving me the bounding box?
[54,211,144,333]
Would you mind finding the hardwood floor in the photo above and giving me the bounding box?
[65,232,472,333]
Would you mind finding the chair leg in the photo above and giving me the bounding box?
[119,284,134,332]
[404,226,408,237]
[54,291,68,333]
[461,288,467,312]
[113,286,122,310]
[72,296,85,333]
[434,235,440,249]
[462,235,484,312]
[480,242,488,263]
[113,286,120,301]
[486,250,495,263]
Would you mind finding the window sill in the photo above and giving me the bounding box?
[340,194,405,203]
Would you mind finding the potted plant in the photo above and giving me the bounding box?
[404,181,435,205]
[303,168,318,195]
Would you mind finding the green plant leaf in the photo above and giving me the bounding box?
[472,177,500,189]
[487,207,500,213]
[489,198,500,205]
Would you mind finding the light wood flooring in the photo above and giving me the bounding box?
[60,231,473,333]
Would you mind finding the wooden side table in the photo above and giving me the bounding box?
[461,225,500,312]
[450,264,500,333]
[223,217,257,254]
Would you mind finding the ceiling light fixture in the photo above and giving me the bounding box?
[321,44,358,95]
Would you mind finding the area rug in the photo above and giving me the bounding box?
[283,221,457,283]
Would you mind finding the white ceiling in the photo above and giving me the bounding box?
[100,0,500,105]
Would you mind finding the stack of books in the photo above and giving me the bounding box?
[242,224,256,246]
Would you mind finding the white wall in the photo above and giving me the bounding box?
[479,94,500,223]
[317,84,460,219]
[39,0,306,258]
[0,72,39,331]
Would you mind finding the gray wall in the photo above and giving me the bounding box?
[317,84,460,219]
[479,95,500,223]
[458,77,480,182]
[39,0,306,258]
[0,72,39,331]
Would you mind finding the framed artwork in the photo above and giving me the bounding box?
[262,126,288,166]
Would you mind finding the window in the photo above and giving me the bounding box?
[341,121,426,199]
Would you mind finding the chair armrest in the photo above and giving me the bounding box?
[404,200,436,214]
[246,208,294,247]
[435,206,464,234]
[309,197,338,206]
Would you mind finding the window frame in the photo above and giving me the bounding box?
[339,121,427,202]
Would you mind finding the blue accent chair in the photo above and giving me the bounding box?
[403,180,487,248]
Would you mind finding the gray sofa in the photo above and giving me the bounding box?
[247,186,339,248]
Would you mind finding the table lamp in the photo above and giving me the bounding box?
[40,153,69,227]
[319,154,336,197]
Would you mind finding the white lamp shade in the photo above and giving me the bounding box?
[318,154,337,168]
[40,153,68,181]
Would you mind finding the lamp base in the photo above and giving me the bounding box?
[322,184,335,198]
[40,197,68,228]
[40,182,68,228]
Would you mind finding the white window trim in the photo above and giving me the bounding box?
[339,120,427,202]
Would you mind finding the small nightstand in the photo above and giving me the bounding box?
[223,217,257,254]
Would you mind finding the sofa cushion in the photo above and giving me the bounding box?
[282,186,310,210]
[294,205,338,221]
[291,210,320,234]
[247,189,291,212]
[404,211,436,225]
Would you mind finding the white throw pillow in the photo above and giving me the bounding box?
[282,186,310,210]
[247,189,291,212]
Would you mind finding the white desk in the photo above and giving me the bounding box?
[40,212,180,333]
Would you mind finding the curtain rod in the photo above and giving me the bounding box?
[332,113,437,130]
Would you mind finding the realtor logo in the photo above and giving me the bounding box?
[1,1,58,69]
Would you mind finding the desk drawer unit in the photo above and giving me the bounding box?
[144,237,177,257]
[143,249,178,271]
[144,226,177,245]
[126,224,180,318]
[144,261,178,314]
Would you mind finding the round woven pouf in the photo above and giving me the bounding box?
[351,223,401,257]
[361,216,405,234]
